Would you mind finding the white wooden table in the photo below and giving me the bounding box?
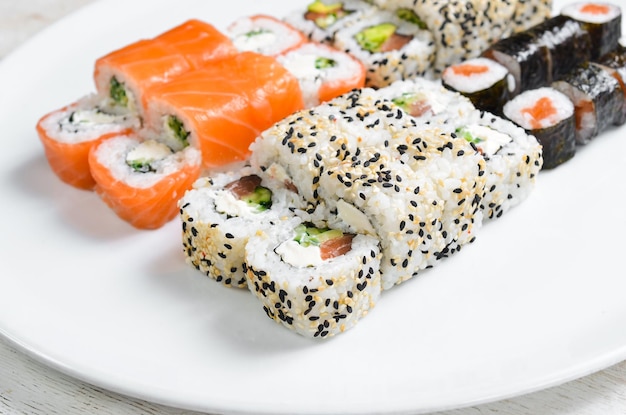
[1,1,626,414]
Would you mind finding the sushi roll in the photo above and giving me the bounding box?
[245,212,382,338]
[376,77,478,125]
[503,86,576,170]
[179,166,304,288]
[94,19,237,117]
[561,2,622,60]
[526,15,593,83]
[283,0,377,45]
[250,90,487,289]
[88,134,202,229]
[226,14,308,56]
[595,44,626,125]
[551,61,624,144]
[333,8,436,87]
[453,112,543,220]
[36,94,140,190]
[408,0,517,75]
[511,0,553,33]
[441,57,515,116]
[482,31,552,96]
[276,42,366,108]
[141,51,304,168]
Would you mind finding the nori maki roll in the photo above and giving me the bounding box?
[482,31,552,95]
[503,86,576,170]
[562,2,622,60]
[526,14,592,83]
[441,57,514,116]
[595,44,626,125]
[551,61,624,144]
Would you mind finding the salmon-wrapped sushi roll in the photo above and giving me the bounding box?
[94,19,237,116]
[142,51,304,168]
[88,134,202,229]
[36,94,140,190]
[226,14,308,56]
[277,42,366,107]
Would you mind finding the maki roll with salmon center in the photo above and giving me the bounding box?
[441,58,514,117]
[551,61,624,144]
[561,2,622,60]
[245,216,382,338]
[179,166,304,288]
[503,86,576,169]
[37,94,140,190]
[595,44,626,125]
[88,134,202,230]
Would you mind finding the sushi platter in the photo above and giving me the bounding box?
[1,0,626,414]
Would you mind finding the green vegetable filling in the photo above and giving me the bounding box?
[294,223,343,247]
[315,57,337,70]
[396,8,427,29]
[167,115,190,149]
[391,92,421,112]
[243,186,273,211]
[456,126,482,145]
[355,23,397,53]
[245,28,271,38]
[109,77,128,107]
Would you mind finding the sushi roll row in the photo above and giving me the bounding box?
[178,81,542,338]
[284,0,553,85]
[442,1,624,169]
[37,14,372,230]
[179,167,382,338]
[374,78,543,221]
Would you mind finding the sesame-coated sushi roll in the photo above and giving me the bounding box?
[551,62,624,144]
[376,77,478,125]
[561,2,622,60]
[94,19,237,117]
[409,0,517,75]
[333,8,436,87]
[503,86,576,169]
[226,14,308,56]
[36,94,140,190]
[88,134,202,229]
[283,0,377,45]
[179,166,304,288]
[277,42,366,108]
[250,90,487,289]
[511,0,553,33]
[453,112,543,220]
[245,215,382,338]
[441,57,514,116]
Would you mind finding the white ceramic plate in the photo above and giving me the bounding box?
[1,0,625,414]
